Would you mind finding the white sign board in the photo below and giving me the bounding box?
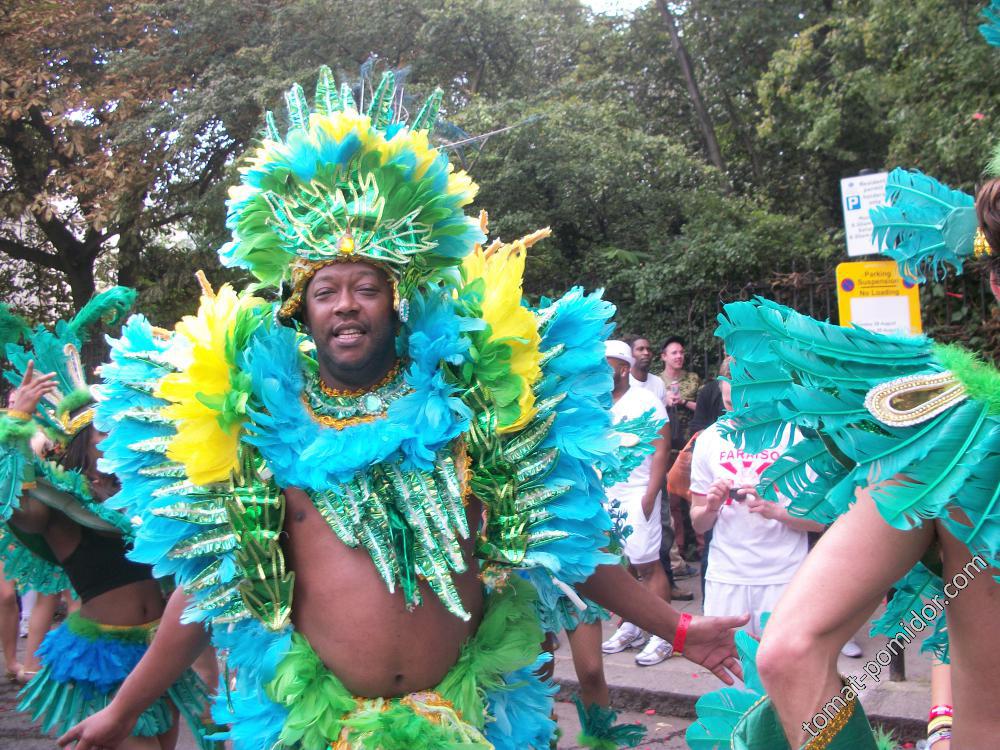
[840,172,888,257]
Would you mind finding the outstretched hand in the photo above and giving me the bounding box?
[680,612,750,684]
[57,704,136,750]
[9,360,58,415]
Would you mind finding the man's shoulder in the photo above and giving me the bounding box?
[618,384,664,415]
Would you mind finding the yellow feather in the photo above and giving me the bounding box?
[463,228,551,433]
[156,283,246,485]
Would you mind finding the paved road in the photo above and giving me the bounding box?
[3,667,692,750]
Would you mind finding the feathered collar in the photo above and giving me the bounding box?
[240,289,475,490]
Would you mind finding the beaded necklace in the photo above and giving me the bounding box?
[301,361,411,428]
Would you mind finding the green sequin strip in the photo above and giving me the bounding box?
[307,449,472,619]
[153,453,293,631]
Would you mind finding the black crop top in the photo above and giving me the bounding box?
[60,526,154,603]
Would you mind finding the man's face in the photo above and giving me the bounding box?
[719,378,733,412]
[606,356,630,389]
[302,262,396,383]
[661,342,685,370]
[631,338,653,369]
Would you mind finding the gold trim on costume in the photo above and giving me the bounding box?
[60,406,95,437]
[302,407,380,430]
[864,371,967,427]
[974,227,993,258]
[804,691,857,750]
[317,361,403,398]
[5,409,33,422]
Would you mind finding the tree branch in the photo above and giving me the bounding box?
[0,236,64,271]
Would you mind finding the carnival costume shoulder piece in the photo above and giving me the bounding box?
[688,171,999,749]
[0,292,213,746]
[97,69,649,750]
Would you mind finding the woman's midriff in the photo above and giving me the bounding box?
[79,578,166,626]
[283,486,485,698]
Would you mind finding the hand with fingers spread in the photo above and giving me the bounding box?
[9,360,58,416]
[682,612,751,684]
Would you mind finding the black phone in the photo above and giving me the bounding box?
[729,486,745,502]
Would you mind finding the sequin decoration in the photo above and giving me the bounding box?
[302,361,411,428]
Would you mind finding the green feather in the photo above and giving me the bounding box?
[264,110,280,141]
[314,65,340,116]
[0,304,30,348]
[411,88,443,132]
[933,343,1000,415]
[365,71,395,129]
[285,83,309,131]
[63,286,136,343]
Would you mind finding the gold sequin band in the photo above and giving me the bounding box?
[5,409,33,422]
[805,690,857,750]
[974,227,993,258]
[302,408,380,430]
[318,360,404,398]
[60,406,96,437]
[864,371,967,427]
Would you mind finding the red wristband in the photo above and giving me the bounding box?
[928,705,953,720]
[672,612,692,654]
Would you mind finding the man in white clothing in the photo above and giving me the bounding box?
[599,340,675,666]
[627,336,667,405]
[689,379,824,637]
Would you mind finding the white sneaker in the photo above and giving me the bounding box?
[840,639,863,658]
[601,622,647,654]
[635,635,673,666]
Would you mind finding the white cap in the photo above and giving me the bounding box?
[604,339,634,367]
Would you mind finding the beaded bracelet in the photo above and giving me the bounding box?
[927,728,952,747]
[672,612,692,654]
[928,704,953,720]
[928,716,953,733]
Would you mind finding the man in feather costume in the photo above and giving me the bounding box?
[58,70,747,750]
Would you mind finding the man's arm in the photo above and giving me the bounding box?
[690,477,727,534]
[577,563,748,683]
[745,493,825,533]
[641,420,671,519]
[58,587,210,750]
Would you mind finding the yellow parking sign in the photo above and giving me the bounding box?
[836,260,922,336]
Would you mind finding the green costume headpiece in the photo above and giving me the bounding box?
[218,66,484,321]
[3,287,136,440]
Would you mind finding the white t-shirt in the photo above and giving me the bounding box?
[690,421,808,586]
[629,373,667,405]
[607,386,668,500]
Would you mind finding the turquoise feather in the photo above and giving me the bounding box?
[869,168,976,283]
[981,1,1000,47]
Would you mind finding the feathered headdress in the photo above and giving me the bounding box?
[3,287,136,440]
[869,168,978,283]
[219,66,484,321]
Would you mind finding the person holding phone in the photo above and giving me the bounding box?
[689,379,825,638]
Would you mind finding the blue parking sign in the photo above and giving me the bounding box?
[846,195,861,210]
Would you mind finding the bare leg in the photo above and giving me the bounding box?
[633,559,670,602]
[119,736,162,750]
[936,523,1000,747]
[21,591,58,673]
[756,490,934,746]
[0,564,21,675]
[566,620,609,707]
[155,701,180,750]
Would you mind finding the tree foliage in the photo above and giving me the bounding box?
[0,0,996,365]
